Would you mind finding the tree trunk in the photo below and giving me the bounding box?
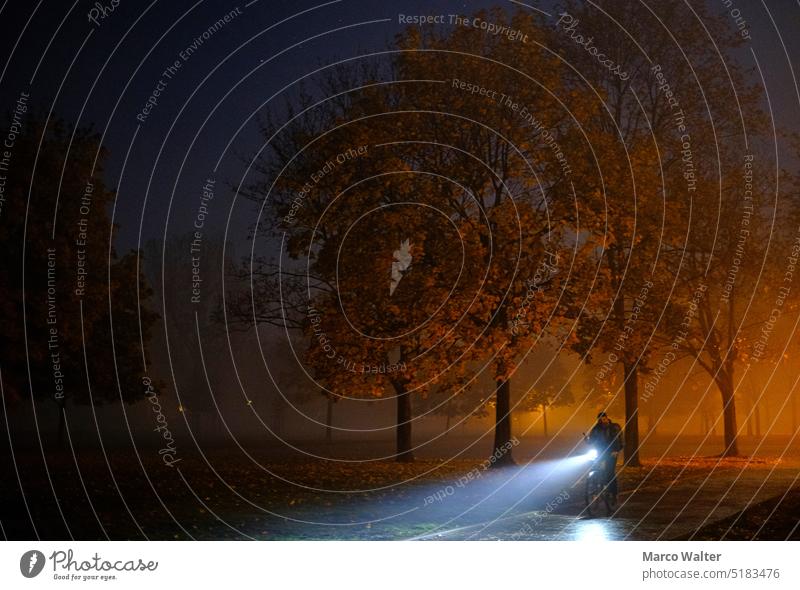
[754,399,761,437]
[609,275,641,466]
[445,412,451,435]
[541,404,548,438]
[325,397,334,444]
[623,361,641,466]
[717,370,739,456]
[719,294,740,456]
[492,376,515,466]
[393,381,414,462]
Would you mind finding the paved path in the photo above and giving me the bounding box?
[411,465,800,540]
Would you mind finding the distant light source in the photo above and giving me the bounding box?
[585,448,598,460]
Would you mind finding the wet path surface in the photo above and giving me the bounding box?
[4,446,798,540]
[412,465,800,540]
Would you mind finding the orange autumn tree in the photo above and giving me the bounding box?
[237,8,601,463]
[302,181,485,461]
[391,9,599,464]
[236,72,485,461]
[556,0,772,461]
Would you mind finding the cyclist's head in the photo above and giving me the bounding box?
[597,411,610,425]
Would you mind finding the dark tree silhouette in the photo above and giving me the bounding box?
[0,118,158,445]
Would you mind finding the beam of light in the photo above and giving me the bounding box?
[554,449,598,471]
[353,451,609,541]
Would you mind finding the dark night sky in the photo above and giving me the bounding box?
[1,0,799,252]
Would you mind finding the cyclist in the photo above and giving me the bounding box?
[587,411,623,502]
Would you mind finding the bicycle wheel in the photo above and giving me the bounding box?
[602,488,615,516]
[584,472,602,517]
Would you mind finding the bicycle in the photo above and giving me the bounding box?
[582,441,618,517]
